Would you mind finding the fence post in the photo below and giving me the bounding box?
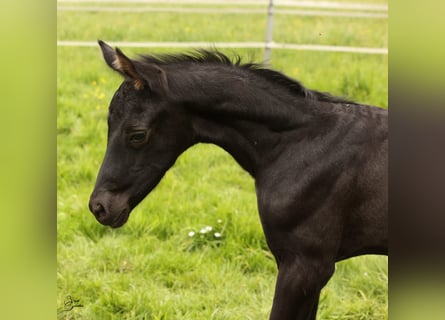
[264,0,275,65]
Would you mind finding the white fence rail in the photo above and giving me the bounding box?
[57,0,387,12]
[57,40,388,55]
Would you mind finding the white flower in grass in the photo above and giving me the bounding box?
[200,226,213,234]
[188,231,195,237]
[214,232,222,238]
[217,219,223,224]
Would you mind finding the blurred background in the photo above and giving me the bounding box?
[57,1,388,319]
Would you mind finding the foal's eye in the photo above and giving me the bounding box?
[127,130,149,147]
[130,132,146,142]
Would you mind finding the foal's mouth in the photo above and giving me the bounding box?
[110,208,131,228]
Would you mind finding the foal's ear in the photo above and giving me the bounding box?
[98,40,147,90]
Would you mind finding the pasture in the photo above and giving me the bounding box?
[57,1,388,319]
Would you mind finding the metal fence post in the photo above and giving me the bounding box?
[264,0,274,65]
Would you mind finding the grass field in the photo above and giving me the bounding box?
[57,1,388,319]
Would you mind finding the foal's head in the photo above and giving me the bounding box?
[89,41,193,227]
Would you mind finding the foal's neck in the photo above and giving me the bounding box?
[190,113,276,177]
[168,65,318,176]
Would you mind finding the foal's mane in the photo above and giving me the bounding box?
[138,49,356,104]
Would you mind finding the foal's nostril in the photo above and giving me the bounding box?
[95,203,106,218]
[90,200,106,219]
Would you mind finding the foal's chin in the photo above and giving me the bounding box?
[109,208,131,228]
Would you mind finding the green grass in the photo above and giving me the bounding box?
[58,3,387,319]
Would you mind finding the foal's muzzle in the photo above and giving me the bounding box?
[89,191,131,228]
